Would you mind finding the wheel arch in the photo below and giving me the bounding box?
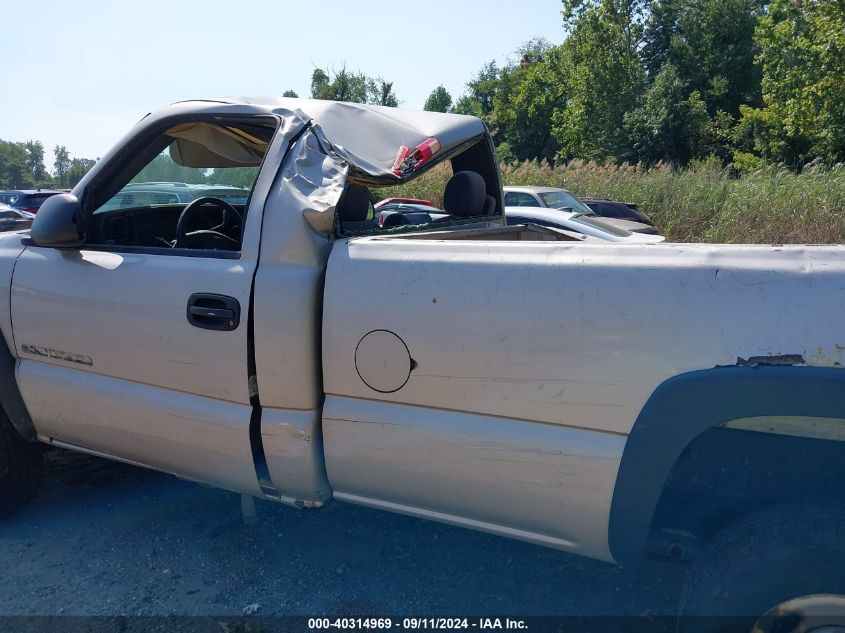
[608,365,845,568]
[0,331,36,441]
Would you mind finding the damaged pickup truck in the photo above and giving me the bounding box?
[2,98,845,628]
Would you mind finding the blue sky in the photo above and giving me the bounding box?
[1,0,565,166]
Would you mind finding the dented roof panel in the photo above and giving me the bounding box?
[160,97,486,179]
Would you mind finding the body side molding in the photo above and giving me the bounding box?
[608,365,845,568]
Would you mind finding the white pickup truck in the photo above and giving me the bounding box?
[2,98,844,630]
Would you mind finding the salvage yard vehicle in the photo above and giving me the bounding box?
[581,197,656,227]
[0,203,34,232]
[375,201,449,228]
[0,189,61,214]
[505,205,665,243]
[504,185,660,235]
[1,97,844,630]
[98,182,250,213]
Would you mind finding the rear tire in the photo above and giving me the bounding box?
[679,505,845,633]
[0,411,42,517]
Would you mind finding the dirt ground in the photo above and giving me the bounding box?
[0,449,685,618]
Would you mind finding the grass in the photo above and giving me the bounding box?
[380,159,845,244]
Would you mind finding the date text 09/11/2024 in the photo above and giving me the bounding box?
[307,618,529,630]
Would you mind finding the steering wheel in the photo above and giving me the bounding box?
[175,197,242,250]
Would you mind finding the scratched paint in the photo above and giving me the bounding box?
[21,344,93,366]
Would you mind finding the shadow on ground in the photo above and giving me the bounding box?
[0,450,685,616]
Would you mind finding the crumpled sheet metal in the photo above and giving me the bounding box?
[282,125,349,235]
[259,99,485,235]
[278,98,485,179]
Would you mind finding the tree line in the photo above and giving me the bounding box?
[435,0,844,170]
[4,0,840,191]
[0,140,95,190]
[296,0,844,172]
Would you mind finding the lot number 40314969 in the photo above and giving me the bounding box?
[307,618,529,630]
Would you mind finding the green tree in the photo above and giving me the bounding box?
[748,0,845,166]
[370,80,398,107]
[310,66,398,106]
[491,40,566,162]
[53,146,71,188]
[311,68,331,98]
[642,0,764,115]
[0,141,34,188]
[423,86,453,113]
[624,63,711,165]
[23,141,47,183]
[207,167,256,189]
[451,95,483,117]
[133,154,207,184]
[282,89,299,98]
[452,61,500,118]
[552,0,647,161]
[640,0,683,77]
[66,157,96,188]
[562,0,648,50]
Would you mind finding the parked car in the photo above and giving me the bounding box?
[376,202,614,241]
[0,203,35,231]
[375,202,450,228]
[505,206,665,243]
[373,197,433,210]
[0,189,61,214]
[97,182,250,213]
[504,186,659,235]
[375,200,649,244]
[581,197,655,226]
[5,97,845,630]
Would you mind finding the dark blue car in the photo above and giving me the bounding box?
[0,189,62,214]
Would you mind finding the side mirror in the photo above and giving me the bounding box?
[30,193,84,248]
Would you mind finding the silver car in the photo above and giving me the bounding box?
[503,186,660,235]
[505,205,665,243]
[0,203,35,232]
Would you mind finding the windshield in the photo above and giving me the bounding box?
[96,147,259,214]
[538,190,594,215]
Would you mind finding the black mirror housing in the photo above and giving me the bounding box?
[30,193,84,248]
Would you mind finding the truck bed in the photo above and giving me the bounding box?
[319,237,845,560]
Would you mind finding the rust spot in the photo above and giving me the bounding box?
[736,354,805,367]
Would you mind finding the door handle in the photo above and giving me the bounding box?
[189,306,235,320]
[187,293,240,331]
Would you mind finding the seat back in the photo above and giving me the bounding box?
[443,171,487,217]
[337,184,371,224]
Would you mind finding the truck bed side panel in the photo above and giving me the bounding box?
[321,238,845,561]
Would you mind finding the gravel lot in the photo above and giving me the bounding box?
[0,449,685,619]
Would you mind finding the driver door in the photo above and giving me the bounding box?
[10,118,274,495]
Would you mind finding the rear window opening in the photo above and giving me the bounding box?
[336,137,503,237]
[387,223,593,243]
